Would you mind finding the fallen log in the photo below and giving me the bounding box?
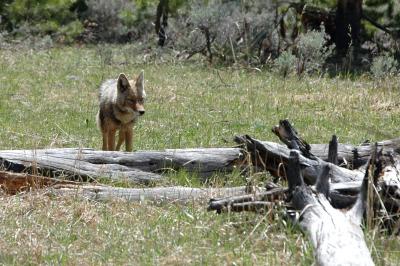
[272,119,400,219]
[272,119,400,169]
[208,145,400,232]
[0,147,243,184]
[207,150,378,264]
[0,170,253,203]
[51,185,252,203]
[309,138,400,169]
[235,135,364,184]
[287,150,374,266]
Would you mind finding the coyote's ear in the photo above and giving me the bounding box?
[135,70,145,96]
[117,73,130,92]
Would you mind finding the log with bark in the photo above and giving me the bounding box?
[0,147,243,184]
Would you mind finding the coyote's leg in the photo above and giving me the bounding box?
[116,130,126,151]
[125,127,133,152]
[107,128,117,151]
[101,131,108,151]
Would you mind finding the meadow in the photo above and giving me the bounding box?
[0,45,399,265]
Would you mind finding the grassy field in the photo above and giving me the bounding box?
[0,45,400,265]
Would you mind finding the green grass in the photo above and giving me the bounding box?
[0,45,399,264]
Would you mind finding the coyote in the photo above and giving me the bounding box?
[96,71,146,151]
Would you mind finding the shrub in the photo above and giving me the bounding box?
[370,53,398,78]
[274,50,296,77]
[57,20,84,43]
[295,26,335,75]
[168,0,276,64]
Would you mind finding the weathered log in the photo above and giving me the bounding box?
[271,119,400,169]
[51,184,251,204]
[235,135,364,184]
[309,138,400,169]
[207,181,364,213]
[0,170,251,203]
[287,150,374,266]
[0,147,243,184]
[207,153,400,232]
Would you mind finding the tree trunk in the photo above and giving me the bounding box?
[335,0,363,53]
[155,0,169,46]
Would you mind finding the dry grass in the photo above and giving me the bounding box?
[0,192,313,265]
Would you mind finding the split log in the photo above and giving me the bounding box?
[272,119,400,169]
[0,147,243,184]
[309,138,400,169]
[287,150,374,266]
[235,135,364,184]
[271,119,400,218]
[208,149,400,233]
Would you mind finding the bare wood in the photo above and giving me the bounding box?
[308,138,400,169]
[235,135,364,184]
[287,150,374,266]
[51,184,251,204]
[271,119,400,169]
[0,170,251,204]
[0,147,243,184]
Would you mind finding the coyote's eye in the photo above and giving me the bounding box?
[127,99,136,104]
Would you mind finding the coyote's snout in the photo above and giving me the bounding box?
[96,71,146,151]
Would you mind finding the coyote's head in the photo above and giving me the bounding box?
[116,71,146,116]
